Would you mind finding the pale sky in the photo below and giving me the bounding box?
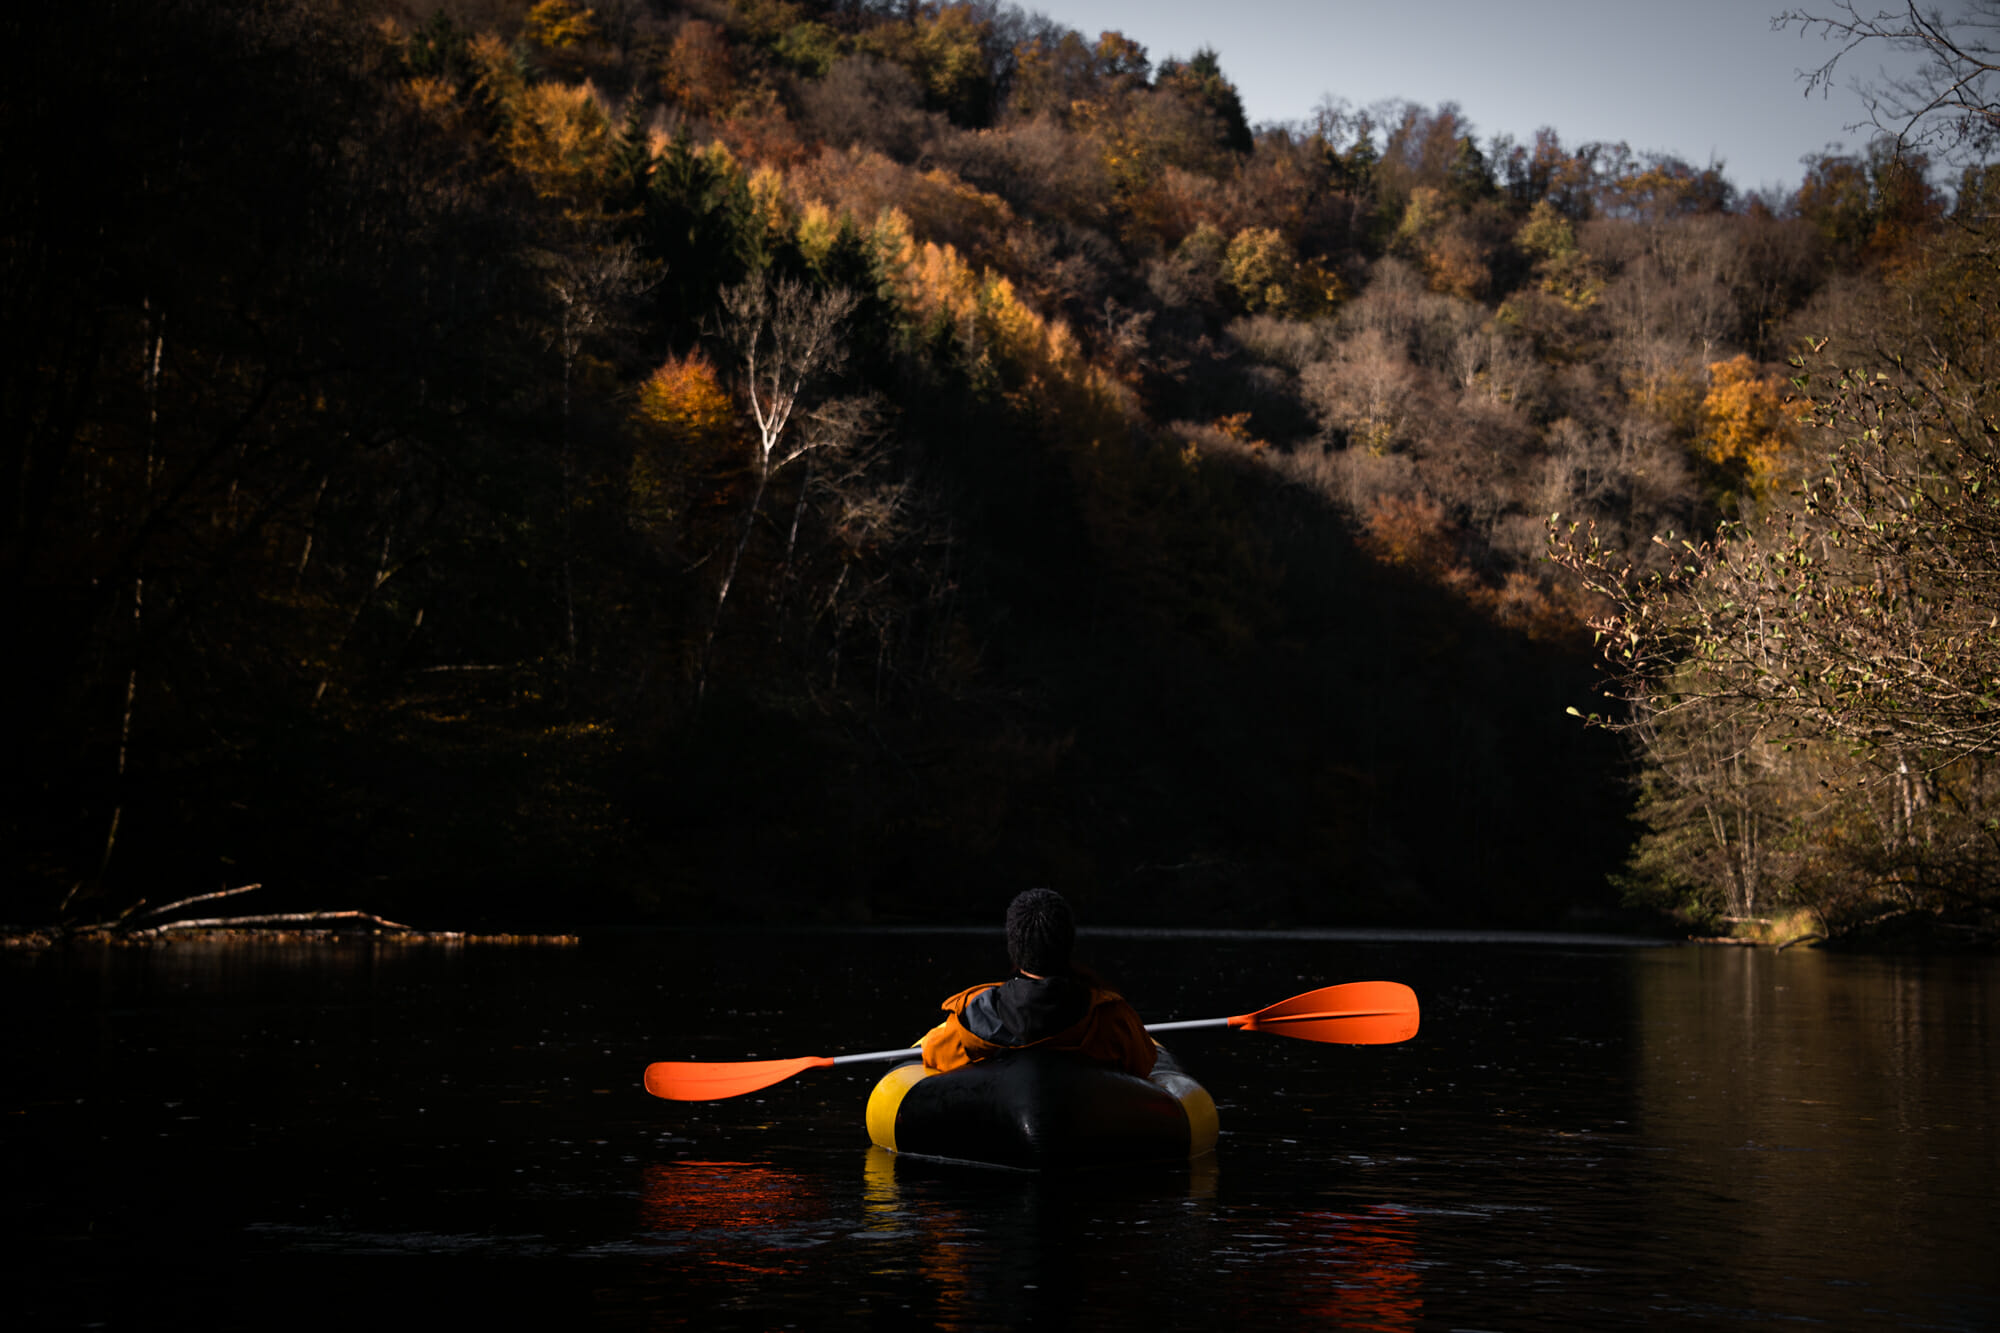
[1018,0,1941,198]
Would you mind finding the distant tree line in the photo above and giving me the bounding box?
[3,0,1991,940]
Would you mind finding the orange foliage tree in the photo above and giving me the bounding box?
[1360,493,1462,581]
[637,352,735,450]
[662,19,734,118]
[629,352,740,552]
[1698,355,1794,495]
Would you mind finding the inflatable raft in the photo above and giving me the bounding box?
[864,1048,1218,1169]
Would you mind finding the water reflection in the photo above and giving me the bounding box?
[638,1160,828,1240]
[7,931,1994,1330]
[1293,1206,1423,1332]
[1202,1201,1424,1332]
[1634,947,1998,1325]
[855,1149,1215,1330]
[847,1148,1421,1332]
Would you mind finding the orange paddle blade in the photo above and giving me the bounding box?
[1228,981,1420,1045]
[643,1055,836,1101]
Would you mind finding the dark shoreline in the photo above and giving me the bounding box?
[7,915,1992,953]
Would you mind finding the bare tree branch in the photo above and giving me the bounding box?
[127,882,266,925]
[698,275,864,701]
[126,910,417,939]
[1776,2,2000,162]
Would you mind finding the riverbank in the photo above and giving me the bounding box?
[1685,905,2000,954]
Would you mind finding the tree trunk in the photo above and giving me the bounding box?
[312,521,395,709]
[101,307,165,877]
[697,463,770,703]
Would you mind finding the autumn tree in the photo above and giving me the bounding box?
[662,18,735,119]
[1515,199,1603,309]
[525,0,597,52]
[1222,227,1297,312]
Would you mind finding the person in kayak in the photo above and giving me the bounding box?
[920,888,1156,1076]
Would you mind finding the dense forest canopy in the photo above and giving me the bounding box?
[4,0,1994,941]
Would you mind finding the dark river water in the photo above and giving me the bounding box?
[4,928,1995,1330]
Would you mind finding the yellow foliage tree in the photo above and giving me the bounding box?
[913,5,992,121]
[1515,199,1602,310]
[469,32,527,118]
[524,0,597,50]
[1222,227,1294,313]
[746,165,793,253]
[862,203,1126,445]
[506,80,614,203]
[1391,186,1446,255]
[399,75,461,130]
[868,206,921,296]
[1220,228,1342,316]
[796,200,842,272]
[793,149,1016,267]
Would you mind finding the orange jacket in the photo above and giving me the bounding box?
[920,981,1157,1076]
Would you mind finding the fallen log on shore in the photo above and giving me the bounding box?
[3,883,578,948]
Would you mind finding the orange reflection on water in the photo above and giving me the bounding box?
[638,1160,824,1237]
[1289,1204,1423,1332]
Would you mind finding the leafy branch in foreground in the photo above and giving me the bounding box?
[1556,345,2000,763]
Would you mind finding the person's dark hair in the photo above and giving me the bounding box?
[1005,888,1075,976]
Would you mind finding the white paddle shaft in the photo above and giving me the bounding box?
[831,1016,1232,1065]
[830,1048,927,1066]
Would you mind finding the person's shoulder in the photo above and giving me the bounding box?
[1084,984,1139,1012]
[939,981,1004,1012]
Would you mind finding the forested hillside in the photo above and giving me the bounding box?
[6,0,1992,937]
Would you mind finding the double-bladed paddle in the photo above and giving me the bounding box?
[642,979,1419,1101]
